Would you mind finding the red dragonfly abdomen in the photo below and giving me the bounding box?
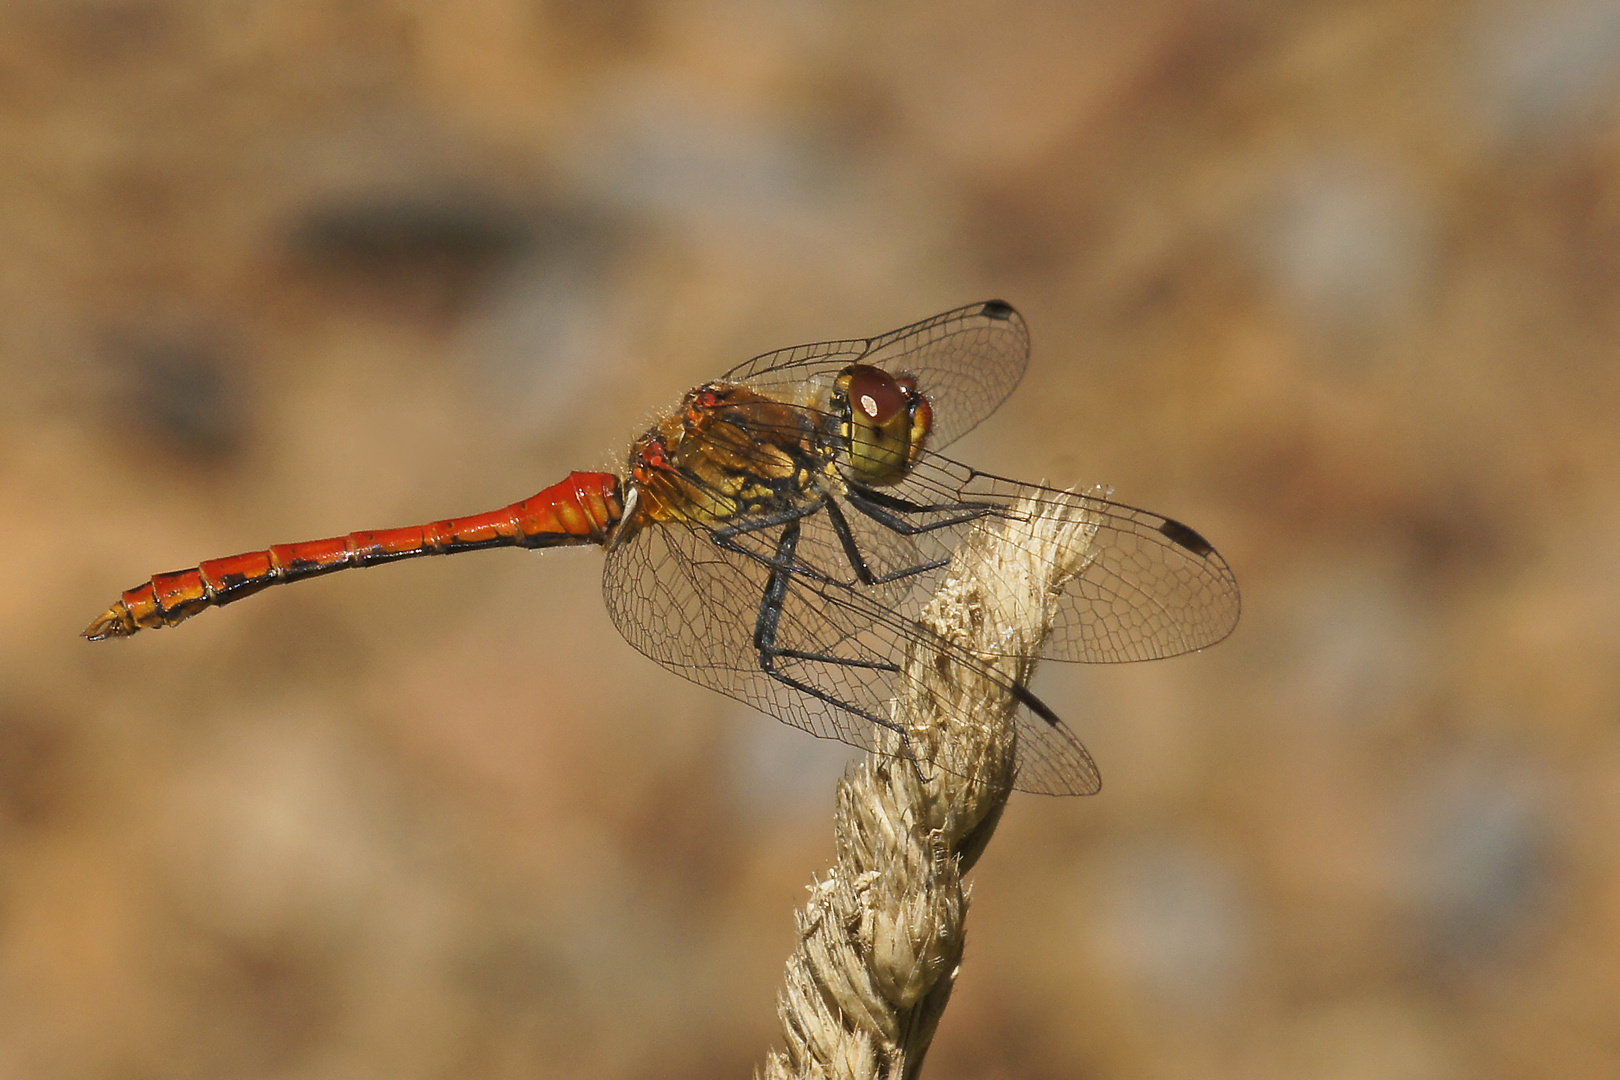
[83,471,623,640]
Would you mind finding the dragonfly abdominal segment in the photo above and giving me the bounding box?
[81,471,623,639]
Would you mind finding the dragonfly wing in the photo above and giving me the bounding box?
[890,457,1242,663]
[857,299,1029,449]
[602,517,888,751]
[721,300,1030,451]
[601,516,1100,795]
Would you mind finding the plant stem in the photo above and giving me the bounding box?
[758,492,1100,1080]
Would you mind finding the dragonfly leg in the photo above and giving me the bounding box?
[711,493,945,589]
[845,485,1002,536]
[709,499,824,554]
[822,497,948,587]
[752,519,915,747]
[754,508,1065,753]
[709,499,850,587]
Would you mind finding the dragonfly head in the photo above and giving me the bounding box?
[833,364,932,486]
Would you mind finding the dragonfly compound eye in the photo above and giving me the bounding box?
[846,365,906,424]
[836,364,931,486]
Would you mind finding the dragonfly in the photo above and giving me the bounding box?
[84,301,1239,795]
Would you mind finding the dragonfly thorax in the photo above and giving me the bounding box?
[623,381,826,530]
[831,364,933,487]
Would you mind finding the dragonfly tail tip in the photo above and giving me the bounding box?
[82,606,137,641]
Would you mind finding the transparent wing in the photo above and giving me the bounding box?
[653,411,1242,666]
[601,515,1100,796]
[880,455,1242,663]
[721,300,1030,450]
[604,299,1233,796]
[616,395,1239,666]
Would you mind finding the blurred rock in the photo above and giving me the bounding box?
[1471,0,1620,146]
[1274,996,1458,1080]
[1403,753,1559,972]
[100,328,248,464]
[460,207,630,438]
[1090,837,1255,1015]
[723,703,859,819]
[1270,564,1434,731]
[287,190,537,323]
[0,703,75,831]
[1250,156,1438,342]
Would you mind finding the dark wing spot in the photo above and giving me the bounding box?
[1158,517,1215,557]
[1011,682,1066,729]
[980,299,1015,320]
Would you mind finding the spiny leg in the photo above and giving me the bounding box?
[844,485,1002,537]
[709,500,841,580]
[711,497,922,590]
[821,496,948,587]
[710,499,826,551]
[709,499,870,589]
[750,518,915,749]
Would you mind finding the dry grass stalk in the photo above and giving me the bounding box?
[758,492,1101,1080]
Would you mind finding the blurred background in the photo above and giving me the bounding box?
[3,1,1618,1077]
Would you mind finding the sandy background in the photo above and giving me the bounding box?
[3,1,1619,1077]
